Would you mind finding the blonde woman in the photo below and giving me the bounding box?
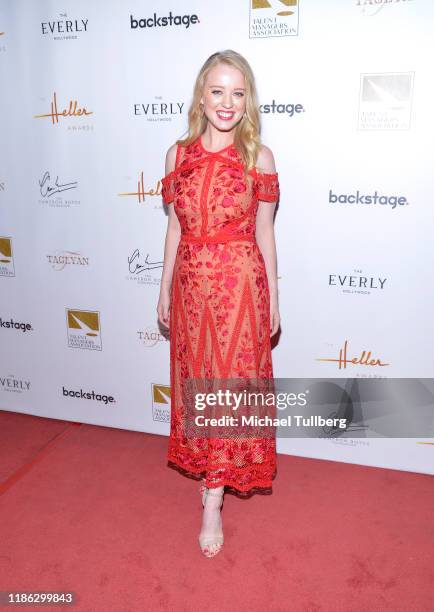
[157,50,280,558]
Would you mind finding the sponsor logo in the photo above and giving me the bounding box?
[133,99,184,120]
[130,12,199,30]
[0,374,31,394]
[66,309,102,350]
[356,0,414,17]
[250,0,300,38]
[34,92,94,129]
[0,318,32,332]
[118,171,165,203]
[316,340,389,369]
[62,386,115,404]
[260,100,305,117]
[152,383,171,422]
[127,248,163,286]
[358,72,414,130]
[139,327,168,347]
[41,13,89,40]
[329,189,408,209]
[329,270,387,295]
[47,250,89,271]
[0,237,15,277]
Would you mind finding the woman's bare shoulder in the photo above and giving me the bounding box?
[165,142,179,175]
[256,144,277,174]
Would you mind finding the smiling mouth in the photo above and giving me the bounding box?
[216,111,235,120]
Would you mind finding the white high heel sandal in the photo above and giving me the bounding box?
[198,483,224,557]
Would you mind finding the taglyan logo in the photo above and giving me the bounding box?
[250,0,299,38]
[139,327,168,348]
[0,374,31,394]
[329,271,387,295]
[41,13,89,40]
[316,340,389,370]
[356,0,414,17]
[0,237,15,277]
[130,12,199,30]
[152,383,171,423]
[66,309,102,350]
[47,250,89,271]
[119,171,163,203]
[358,72,414,130]
[34,92,93,126]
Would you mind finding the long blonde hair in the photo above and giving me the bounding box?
[176,50,262,177]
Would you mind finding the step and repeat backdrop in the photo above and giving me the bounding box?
[1,1,433,475]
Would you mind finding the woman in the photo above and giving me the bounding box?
[157,49,280,558]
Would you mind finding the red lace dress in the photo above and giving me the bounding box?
[161,135,280,497]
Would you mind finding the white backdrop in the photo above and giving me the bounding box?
[1,0,433,475]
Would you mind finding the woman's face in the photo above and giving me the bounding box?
[200,63,247,132]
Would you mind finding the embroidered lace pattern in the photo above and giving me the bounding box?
[161,136,280,497]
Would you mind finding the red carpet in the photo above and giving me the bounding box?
[0,409,432,611]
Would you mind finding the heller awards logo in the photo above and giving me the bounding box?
[34,92,94,131]
[358,72,414,130]
[66,309,102,350]
[41,13,89,40]
[119,170,164,204]
[316,340,389,371]
[329,269,387,295]
[152,383,171,422]
[250,0,299,38]
[356,0,414,17]
[0,237,15,277]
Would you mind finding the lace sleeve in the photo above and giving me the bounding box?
[161,170,175,205]
[255,170,280,203]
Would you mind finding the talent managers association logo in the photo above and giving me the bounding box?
[358,72,414,130]
[152,383,171,423]
[250,0,299,38]
[66,309,102,350]
[0,237,15,277]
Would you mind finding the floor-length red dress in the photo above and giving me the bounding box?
[161,134,280,496]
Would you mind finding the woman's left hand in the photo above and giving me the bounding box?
[270,300,280,337]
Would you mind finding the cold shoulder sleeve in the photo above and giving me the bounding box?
[161,170,176,205]
[254,169,280,203]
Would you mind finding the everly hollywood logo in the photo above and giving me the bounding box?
[41,13,89,40]
[329,270,387,295]
[0,374,31,394]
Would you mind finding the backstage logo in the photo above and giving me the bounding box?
[358,72,414,130]
[118,170,165,203]
[133,98,184,122]
[316,340,389,370]
[34,92,94,131]
[329,270,387,295]
[260,99,305,118]
[0,237,15,277]
[66,309,102,350]
[139,327,168,348]
[127,248,163,286]
[356,0,414,17]
[152,383,171,423]
[38,170,80,208]
[130,11,199,30]
[62,386,115,405]
[46,250,89,271]
[250,0,299,38]
[41,12,89,40]
[0,317,33,332]
[0,374,31,394]
[329,189,408,209]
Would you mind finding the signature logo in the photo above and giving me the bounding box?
[128,249,163,274]
[39,171,78,198]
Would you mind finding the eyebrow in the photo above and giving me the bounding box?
[208,85,246,91]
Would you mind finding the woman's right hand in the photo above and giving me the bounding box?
[157,287,171,328]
